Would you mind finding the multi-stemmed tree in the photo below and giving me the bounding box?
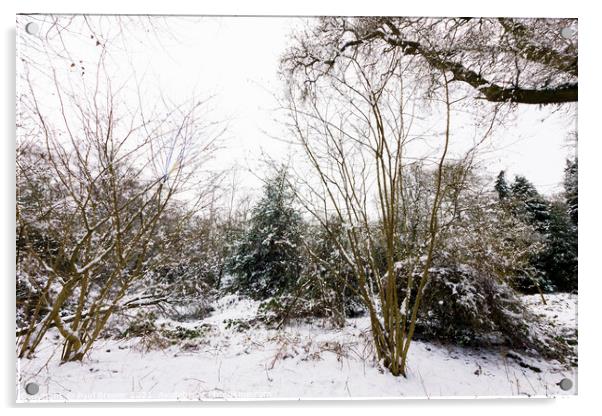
[16,15,222,361]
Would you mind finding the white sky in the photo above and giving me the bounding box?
[20,15,577,197]
[143,16,576,196]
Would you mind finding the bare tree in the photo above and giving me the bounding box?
[283,17,577,105]
[283,32,499,375]
[16,43,221,361]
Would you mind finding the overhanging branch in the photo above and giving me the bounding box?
[336,23,578,105]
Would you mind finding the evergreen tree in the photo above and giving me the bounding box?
[494,175,552,292]
[494,170,510,201]
[499,174,577,293]
[226,169,304,299]
[510,175,551,231]
[538,200,578,292]
[564,158,578,227]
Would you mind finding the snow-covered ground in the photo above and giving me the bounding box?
[16,293,577,402]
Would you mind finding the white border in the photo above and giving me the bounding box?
[3,1,600,414]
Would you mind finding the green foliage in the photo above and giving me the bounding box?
[510,175,551,229]
[162,325,210,340]
[494,171,578,293]
[415,265,536,349]
[256,297,286,326]
[538,200,578,292]
[253,291,350,327]
[564,158,578,226]
[226,169,304,299]
[494,170,510,201]
[121,310,211,349]
[224,318,253,332]
[122,311,158,338]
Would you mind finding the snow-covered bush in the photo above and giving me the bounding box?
[255,289,357,328]
[405,263,570,360]
[397,191,569,359]
[247,217,365,328]
[411,264,529,345]
[384,165,570,360]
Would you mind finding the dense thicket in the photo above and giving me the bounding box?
[386,165,550,353]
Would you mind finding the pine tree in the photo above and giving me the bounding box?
[510,175,551,231]
[494,170,510,201]
[226,169,304,299]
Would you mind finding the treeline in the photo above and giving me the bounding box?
[16,141,577,367]
[494,162,578,294]
[221,162,577,351]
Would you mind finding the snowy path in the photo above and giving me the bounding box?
[16,294,577,401]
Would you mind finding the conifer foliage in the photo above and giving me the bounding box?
[226,169,304,299]
[494,169,578,293]
[494,170,510,201]
[564,158,578,227]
